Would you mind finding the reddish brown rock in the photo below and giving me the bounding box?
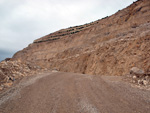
[12,0,150,76]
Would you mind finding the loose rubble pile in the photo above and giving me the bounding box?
[127,67,150,86]
[0,59,47,91]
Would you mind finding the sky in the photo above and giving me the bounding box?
[0,0,136,61]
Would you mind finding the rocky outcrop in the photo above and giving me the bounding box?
[12,0,150,76]
[0,60,47,90]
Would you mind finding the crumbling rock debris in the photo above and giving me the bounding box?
[0,59,47,91]
[128,67,150,86]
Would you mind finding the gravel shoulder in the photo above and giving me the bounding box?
[0,72,150,113]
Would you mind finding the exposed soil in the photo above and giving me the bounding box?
[0,0,150,112]
[12,0,150,76]
[0,72,150,113]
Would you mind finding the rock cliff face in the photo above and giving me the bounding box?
[13,0,150,76]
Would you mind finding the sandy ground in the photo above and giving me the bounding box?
[0,72,150,113]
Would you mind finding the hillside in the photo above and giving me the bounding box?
[12,0,150,76]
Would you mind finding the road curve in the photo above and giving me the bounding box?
[0,72,150,113]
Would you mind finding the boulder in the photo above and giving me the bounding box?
[130,67,144,75]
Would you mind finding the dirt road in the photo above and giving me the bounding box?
[0,72,150,113]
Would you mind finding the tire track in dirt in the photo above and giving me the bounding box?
[0,72,150,113]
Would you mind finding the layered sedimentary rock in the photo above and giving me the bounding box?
[13,0,150,76]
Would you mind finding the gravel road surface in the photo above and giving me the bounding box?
[0,72,150,113]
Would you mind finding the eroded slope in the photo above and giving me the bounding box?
[13,0,150,76]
